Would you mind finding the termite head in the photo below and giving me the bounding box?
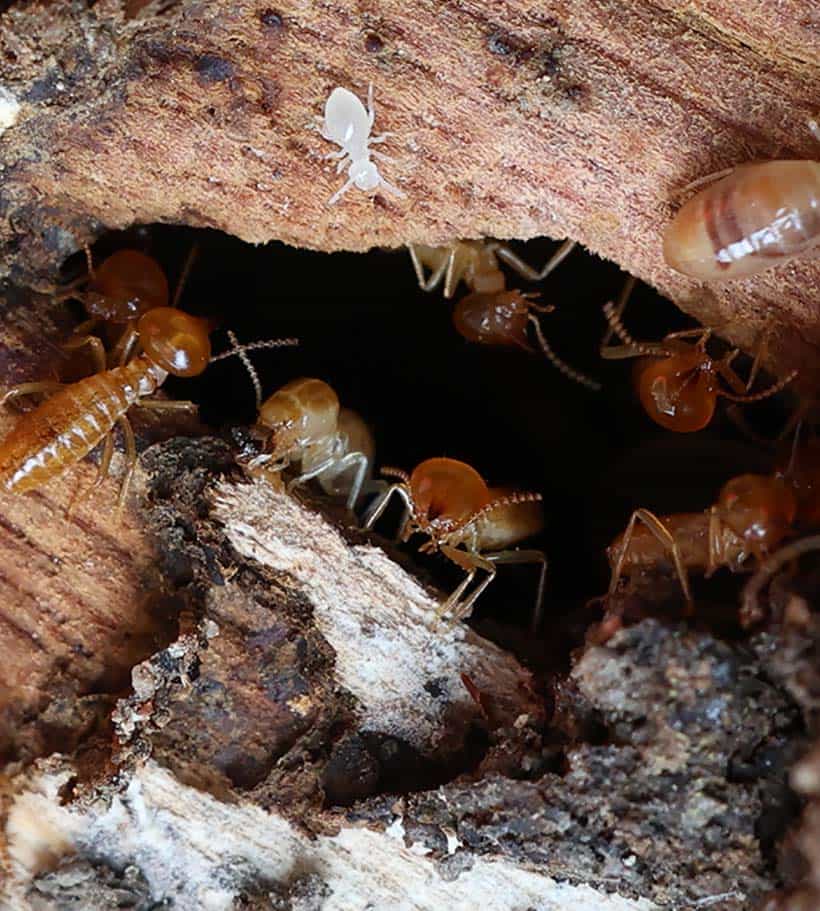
[86,250,169,322]
[350,158,380,191]
[717,473,796,554]
[635,349,718,432]
[403,457,491,541]
[453,290,534,349]
[137,306,212,377]
[256,378,340,461]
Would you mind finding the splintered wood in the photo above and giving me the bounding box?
[0,1,818,381]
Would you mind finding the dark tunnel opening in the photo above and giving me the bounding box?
[60,224,790,674]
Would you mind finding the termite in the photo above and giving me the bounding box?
[362,457,547,627]
[250,377,378,512]
[408,238,576,300]
[412,238,599,388]
[741,533,820,627]
[319,84,404,205]
[453,288,602,390]
[607,472,797,610]
[58,244,198,368]
[663,121,820,280]
[601,299,796,432]
[0,309,296,507]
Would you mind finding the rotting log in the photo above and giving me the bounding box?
[0,1,819,383]
[1,3,820,910]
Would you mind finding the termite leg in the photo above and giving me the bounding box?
[0,380,63,407]
[371,150,395,164]
[62,333,108,373]
[675,167,736,198]
[486,548,548,631]
[135,398,199,412]
[376,176,405,200]
[67,433,116,516]
[324,148,348,161]
[741,534,820,627]
[328,177,356,206]
[408,245,448,293]
[110,323,140,366]
[116,416,138,511]
[442,248,462,299]
[320,450,371,512]
[495,238,576,282]
[437,545,497,623]
[610,508,693,609]
[362,483,412,537]
[663,327,713,346]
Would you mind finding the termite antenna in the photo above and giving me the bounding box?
[600,301,671,359]
[229,329,262,410]
[600,275,636,347]
[528,315,602,391]
[172,243,199,310]
[210,335,300,409]
[459,491,543,532]
[720,369,798,404]
[380,466,411,483]
[741,533,820,627]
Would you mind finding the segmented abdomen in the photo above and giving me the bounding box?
[664,161,820,280]
[0,358,160,493]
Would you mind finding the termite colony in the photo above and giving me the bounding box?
[2,88,818,653]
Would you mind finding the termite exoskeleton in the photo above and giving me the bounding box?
[408,238,576,300]
[0,307,296,508]
[607,473,797,611]
[250,377,377,512]
[601,300,797,432]
[363,457,547,627]
[663,122,820,280]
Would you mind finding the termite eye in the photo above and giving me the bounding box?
[410,458,490,523]
[717,474,796,550]
[87,250,169,322]
[635,353,717,432]
[453,292,530,348]
[137,307,211,377]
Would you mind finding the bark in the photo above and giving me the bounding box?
[0,1,819,383]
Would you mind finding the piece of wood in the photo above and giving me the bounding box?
[2,616,802,910]
[0,1,819,383]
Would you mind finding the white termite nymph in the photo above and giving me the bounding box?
[319,83,405,206]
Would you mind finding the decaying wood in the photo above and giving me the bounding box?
[0,1,819,383]
[1,4,819,909]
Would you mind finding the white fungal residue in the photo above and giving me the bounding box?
[0,85,21,137]
[211,481,538,752]
[5,762,660,911]
[319,83,405,205]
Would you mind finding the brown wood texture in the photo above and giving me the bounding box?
[0,1,818,381]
